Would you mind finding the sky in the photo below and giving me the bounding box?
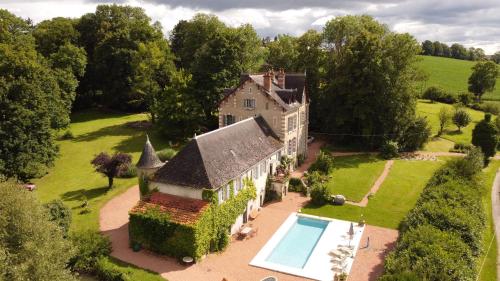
[2,0,500,54]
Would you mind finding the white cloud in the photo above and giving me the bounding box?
[1,0,499,54]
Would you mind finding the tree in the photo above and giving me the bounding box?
[438,107,451,135]
[452,109,472,132]
[295,30,325,130]
[441,43,451,57]
[432,41,443,56]
[0,182,77,280]
[154,70,202,139]
[0,10,65,181]
[398,117,431,151]
[472,115,498,164]
[422,86,444,103]
[265,34,299,71]
[492,51,500,64]
[451,43,468,60]
[468,61,499,101]
[33,17,79,57]
[91,152,132,188]
[421,40,434,55]
[44,200,72,236]
[76,5,167,111]
[321,15,421,148]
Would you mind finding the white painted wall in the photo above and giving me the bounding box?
[149,181,203,200]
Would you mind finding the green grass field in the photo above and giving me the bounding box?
[416,56,500,101]
[326,155,387,202]
[417,100,486,144]
[32,110,170,281]
[302,159,444,229]
[478,160,500,281]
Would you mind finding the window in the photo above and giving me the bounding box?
[223,114,236,126]
[288,137,297,154]
[249,87,252,93]
[265,102,269,110]
[273,116,277,128]
[260,162,266,176]
[243,99,256,109]
[218,188,223,204]
[301,111,305,124]
[226,184,231,199]
[253,166,258,179]
[287,115,297,132]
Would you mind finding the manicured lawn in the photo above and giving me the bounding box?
[32,109,171,281]
[422,137,455,152]
[326,155,387,202]
[416,55,500,101]
[417,100,486,144]
[478,160,500,281]
[302,159,444,229]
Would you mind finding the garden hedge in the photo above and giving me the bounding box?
[129,179,256,260]
[381,148,486,280]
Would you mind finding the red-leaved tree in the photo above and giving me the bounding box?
[91,152,132,189]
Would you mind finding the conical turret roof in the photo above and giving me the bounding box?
[136,135,163,169]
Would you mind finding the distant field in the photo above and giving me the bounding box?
[416,56,500,101]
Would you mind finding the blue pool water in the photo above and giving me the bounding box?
[265,216,329,268]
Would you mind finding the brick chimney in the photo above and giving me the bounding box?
[263,71,272,91]
[277,68,285,88]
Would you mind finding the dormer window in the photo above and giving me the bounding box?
[249,87,252,94]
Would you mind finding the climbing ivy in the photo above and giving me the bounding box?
[129,178,257,260]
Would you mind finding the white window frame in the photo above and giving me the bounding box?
[243,99,256,109]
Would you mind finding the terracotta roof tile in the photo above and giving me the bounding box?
[130,192,209,225]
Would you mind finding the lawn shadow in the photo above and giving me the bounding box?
[445,130,464,136]
[70,109,138,124]
[72,123,146,143]
[367,239,398,281]
[61,186,109,202]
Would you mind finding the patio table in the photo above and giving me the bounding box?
[240,226,252,236]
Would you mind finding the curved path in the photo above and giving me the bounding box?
[346,160,394,207]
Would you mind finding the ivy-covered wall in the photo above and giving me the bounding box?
[129,178,256,260]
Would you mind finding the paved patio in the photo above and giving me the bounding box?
[100,185,398,281]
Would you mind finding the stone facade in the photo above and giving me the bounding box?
[218,72,309,165]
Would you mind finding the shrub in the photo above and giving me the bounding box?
[383,224,475,281]
[60,130,74,140]
[437,107,451,135]
[289,178,306,194]
[398,117,431,151]
[306,171,326,186]
[452,108,472,132]
[422,86,444,103]
[472,117,498,164]
[69,230,112,273]
[480,102,500,115]
[458,92,474,106]
[118,164,137,178]
[95,257,128,281]
[379,141,399,159]
[309,151,335,174]
[379,272,420,281]
[450,142,472,153]
[156,148,177,162]
[310,184,331,206]
[44,199,72,236]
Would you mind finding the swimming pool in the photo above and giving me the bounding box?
[265,217,328,268]
[250,213,365,281]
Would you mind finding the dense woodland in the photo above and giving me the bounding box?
[1,5,439,182]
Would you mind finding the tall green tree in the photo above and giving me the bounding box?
[265,34,299,71]
[421,40,434,55]
[472,114,498,164]
[451,43,468,60]
[32,17,79,57]
[76,5,167,111]
[0,10,73,181]
[468,61,499,101]
[320,15,422,147]
[0,182,77,281]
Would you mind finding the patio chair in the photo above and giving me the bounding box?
[249,227,259,238]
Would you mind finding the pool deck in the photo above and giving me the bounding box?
[251,213,365,281]
[100,185,398,281]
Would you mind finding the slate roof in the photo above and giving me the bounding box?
[222,72,307,111]
[136,135,163,169]
[152,116,283,189]
[130,192,209,225]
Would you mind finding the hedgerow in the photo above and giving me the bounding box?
[129,178,256,260]
[381,148,486,281]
